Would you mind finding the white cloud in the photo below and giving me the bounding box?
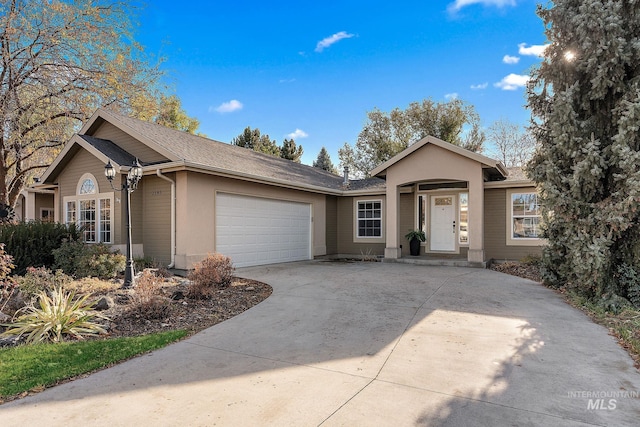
[212,100,243,113]
[445,92,459,100]
[315,31,355,52]
[279,78,296,84]
[518,43,549,57]
[449,0,516,12]
[470,82,488,90]
[494,73,530,90]
[503,54,520,64]
[287,129,309,139]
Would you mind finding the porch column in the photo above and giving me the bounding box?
[25,191,36,221]
[384,183,401,259]
[467,171,485,263]
[53,188,60,223]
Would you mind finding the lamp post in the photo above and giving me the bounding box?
[105,158,143,287]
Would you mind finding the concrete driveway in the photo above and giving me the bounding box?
[2,261,640,426]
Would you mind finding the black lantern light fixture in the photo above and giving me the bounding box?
[105,158,143,287]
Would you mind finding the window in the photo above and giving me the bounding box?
[79,179,96,194]
[40,208,54,222]
[79,199,96,242]
[64,174,113,243]
[459,192,468,244]
[418,195,426,233]
[357,200,382,237]
[511,192,540,239]
[99,198,111,243]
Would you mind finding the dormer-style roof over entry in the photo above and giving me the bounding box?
[369,135,508,181]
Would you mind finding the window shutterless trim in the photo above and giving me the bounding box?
[505,188,545,247]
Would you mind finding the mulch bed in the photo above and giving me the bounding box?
[489,261,543,283]
[103,277,273,338]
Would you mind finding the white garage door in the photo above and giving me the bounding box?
[215,193,312,267]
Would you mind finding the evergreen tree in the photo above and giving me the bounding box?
[313,147,337,174]
[527,0,640,305]
[231,127,280,156]
[231,127,301,159]
[280,138,304,163]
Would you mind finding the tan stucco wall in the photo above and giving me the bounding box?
[484,187,543,261]
[383,143,485,262]
[174,171,328,270]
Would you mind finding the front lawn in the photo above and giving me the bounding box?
[0,330,187,401]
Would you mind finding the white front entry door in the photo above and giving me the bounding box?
[430,195,456,251]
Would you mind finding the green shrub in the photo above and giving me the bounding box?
[0,243,17,313]
[78,244,126,279]
[51,239,85,275]
[53,241,126,279]
[134,256,156,271]
[1,286,108,344]
[615,263,640,309]
[14,267,73,301]
[187,253,235,299]
[0,221,81,275]
[520,254,542,266]
[127,270,171,320]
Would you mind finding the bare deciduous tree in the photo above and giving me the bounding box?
[486,118,535,167]
[0,0,163,208]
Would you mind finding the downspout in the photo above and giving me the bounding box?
[156,169,176,269]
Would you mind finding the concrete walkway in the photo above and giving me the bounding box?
[2,261,640,426]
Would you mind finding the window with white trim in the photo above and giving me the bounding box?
[64,174,113,243]
[511,192,541,239]
[357,200,382,237]
[459,192,468,244]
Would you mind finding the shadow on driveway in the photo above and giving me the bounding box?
[2,261,640,426]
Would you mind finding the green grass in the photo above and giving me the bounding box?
[0,330,188,399]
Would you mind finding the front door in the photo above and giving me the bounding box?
[430,195,456,251]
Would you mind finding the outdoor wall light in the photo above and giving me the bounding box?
[105,158,143,287]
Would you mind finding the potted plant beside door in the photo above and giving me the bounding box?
[405,230,426,256]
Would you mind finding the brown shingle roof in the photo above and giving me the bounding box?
[95,110,355,192]
[505,167,530,182]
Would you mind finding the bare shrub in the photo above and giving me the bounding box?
[128,270,171,320]
[188,253,235,299]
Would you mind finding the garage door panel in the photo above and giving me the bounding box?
[216,193,311,268]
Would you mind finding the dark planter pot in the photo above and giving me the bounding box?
[409,237,421,256]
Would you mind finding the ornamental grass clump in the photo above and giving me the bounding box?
[188,253,235,299]
[1,286,108,344]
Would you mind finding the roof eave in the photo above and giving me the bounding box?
[177,161,344,195]
[484,179,535,189]
[39,134,124,184]
[83,108,182,162]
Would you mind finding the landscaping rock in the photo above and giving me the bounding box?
[0,335,21,348]
[94,296,114,311]
[171,290,185,300]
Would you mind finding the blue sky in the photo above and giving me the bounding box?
[136,0,548,165]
